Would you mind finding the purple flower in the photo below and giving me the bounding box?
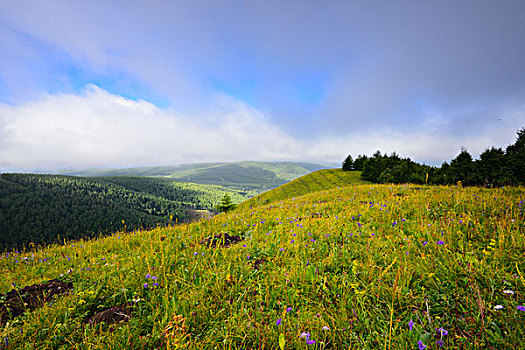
[276,318,282,326]
[418,340,427,350]
[279,248,284,251]
[152,282,159,287]
[194,252,198,256]
[438,327,448,336]
[408,319,414,331]
[437,240,445,245]
[145,273,152,279]
[517,305,525,311]
[306,339,316,345]
[436,340,444,347]
[152,276,157,280]
[143,283,148,288]
[322,326,329,330]
[423,241,428,246]
[393,222,397,226]
[286,307,293,313]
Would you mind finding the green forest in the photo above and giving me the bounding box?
[0,174,247,250]
[342,127,525,186]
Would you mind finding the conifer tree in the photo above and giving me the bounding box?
[342,155,354,171]
[216,194,236,213]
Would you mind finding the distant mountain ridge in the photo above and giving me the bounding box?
[60,161,329,191]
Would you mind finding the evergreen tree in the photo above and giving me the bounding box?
[447,148,474,185]
[342,155,354,171]
[353,155,368,171]
[476,147,505,186]
[505,128,525,185]
[216,194,236,213]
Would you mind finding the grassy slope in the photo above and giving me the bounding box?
[1,183,523,349]
[239,169,369,209]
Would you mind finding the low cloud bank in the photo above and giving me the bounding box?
[0,86,522,171]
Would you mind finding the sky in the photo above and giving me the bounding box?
[1,0,525,171]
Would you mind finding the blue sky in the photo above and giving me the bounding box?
[1,0,525,171]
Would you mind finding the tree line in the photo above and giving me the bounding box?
[342,127,525,186]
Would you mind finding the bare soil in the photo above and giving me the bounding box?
[0,279,73,325]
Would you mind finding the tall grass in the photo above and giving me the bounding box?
[1,183,524,349]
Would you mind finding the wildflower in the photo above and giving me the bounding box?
[423,241,428,246]
[408,319,414,331]
[503,290,514,295]
[152,282,159,287]
[436,339,444,347]
[494,305,503,310]
[322,326,329,330]
[437,240,445,245]
[438,327,448,336]
[279,248,284,251]
[143,283,148,288]
[517,305,525,311]
[306,339,316,345]
[145,273,152,279]
[194,252,198,256]
[276,318,282,326]
[417,340,427,349]
[286,307,293,313]
[300,332,310,339]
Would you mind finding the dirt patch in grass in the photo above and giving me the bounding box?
[0,279,73,325]
[84,304,132,328]
[183,209,216,223]
[251,258,267,270]
[200,233,244,248]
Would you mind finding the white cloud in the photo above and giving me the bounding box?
[1,86,523,172]
[0,85,304,170]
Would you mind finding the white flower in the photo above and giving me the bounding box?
[503,290,514,295]
[494,305,504,310]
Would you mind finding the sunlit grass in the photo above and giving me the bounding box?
[1,183,524,349]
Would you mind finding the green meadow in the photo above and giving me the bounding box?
[1,171,524,349]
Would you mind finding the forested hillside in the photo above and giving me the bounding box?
[0,174,246,250]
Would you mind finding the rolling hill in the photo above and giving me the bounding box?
[239,169,370,208]
[1,179,523,349]
[61,161,328,193]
